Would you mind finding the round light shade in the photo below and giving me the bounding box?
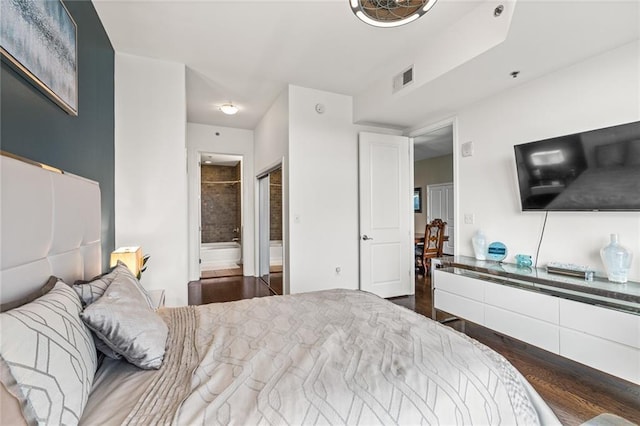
[220,103,239,115]
[350,0,438,28]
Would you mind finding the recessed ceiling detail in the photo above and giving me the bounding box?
[350,0,438,28]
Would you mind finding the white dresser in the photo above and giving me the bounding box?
[432,257,640,385]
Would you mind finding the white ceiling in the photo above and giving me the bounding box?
[414,125,453,161]
[93,0,640,133]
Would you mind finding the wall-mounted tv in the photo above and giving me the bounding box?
[514,120,640,211]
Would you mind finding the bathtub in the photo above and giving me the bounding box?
[200,242,241,270]
[270,240,283,266]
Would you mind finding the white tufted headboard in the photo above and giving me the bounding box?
[0,153,102,305]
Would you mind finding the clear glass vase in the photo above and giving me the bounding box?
[472,230,487,260]
[600,234,633,283]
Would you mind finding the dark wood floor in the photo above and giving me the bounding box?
[188,275,640,425]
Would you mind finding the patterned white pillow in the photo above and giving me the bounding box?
[0,281,97,424]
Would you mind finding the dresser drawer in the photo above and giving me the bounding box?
[485,305,559,353]
[433,269,484,302]
[485,281,559,323]
[434,289,484,325]
[559,298,639,348]
[560,328,639,385]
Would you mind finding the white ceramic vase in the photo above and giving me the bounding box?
[472,231,487,261]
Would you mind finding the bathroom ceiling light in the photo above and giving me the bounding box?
[350,0,438,28]
[219,103,239,115]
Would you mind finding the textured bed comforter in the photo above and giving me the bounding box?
[81,289,559,425]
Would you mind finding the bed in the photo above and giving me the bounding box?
[0,153,560,425]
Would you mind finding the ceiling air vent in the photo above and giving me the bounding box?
[393,65,414,93]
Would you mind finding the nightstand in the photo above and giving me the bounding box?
[149,289,165,309]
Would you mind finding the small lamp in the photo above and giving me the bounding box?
[110,246,142,277]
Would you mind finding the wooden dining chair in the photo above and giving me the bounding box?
[416,219,446,275]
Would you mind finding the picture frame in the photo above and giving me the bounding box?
[414,187,422,213]
[0,0,78,116]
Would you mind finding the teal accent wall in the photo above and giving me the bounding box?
[1,0,115,270]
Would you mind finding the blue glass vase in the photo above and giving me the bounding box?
[600,234,633,283]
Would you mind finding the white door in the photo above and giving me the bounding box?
[427,182,454,255]
[359,132,413,298]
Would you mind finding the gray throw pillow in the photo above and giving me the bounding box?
[80,272,168,370]
[74,262,154,360]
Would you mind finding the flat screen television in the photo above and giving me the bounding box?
[514,120,640,211]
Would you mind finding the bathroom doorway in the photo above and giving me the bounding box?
[199,153,243,278]
[257,165,283,295]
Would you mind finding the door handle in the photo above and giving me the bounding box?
[362,235,374,241]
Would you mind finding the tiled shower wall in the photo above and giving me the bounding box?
[270,168,282,241]
[201,164,241,243]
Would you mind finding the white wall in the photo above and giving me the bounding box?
[186,123,255,280]
[254,89,289,174]
[114,53,189,306]
[286,86,403,294]
[287,86,359,293]
[456,41,640,280]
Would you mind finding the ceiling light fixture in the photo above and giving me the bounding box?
[350,0,438,28]
[219,103,239,115]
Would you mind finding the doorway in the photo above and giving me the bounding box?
[257,165,283,295]
[412,123,455,257]
[199,153,243,278]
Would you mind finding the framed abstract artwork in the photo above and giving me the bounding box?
[1,0,78,116]
[413,187,422,213]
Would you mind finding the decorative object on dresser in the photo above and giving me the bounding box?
[546,261,595,281]
[471,230,487,260]
[486,241,508,261]
[600,233,633,283]
[515,254,533,267]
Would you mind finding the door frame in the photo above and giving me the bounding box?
[196,152,244,277]
[408,116,459,257]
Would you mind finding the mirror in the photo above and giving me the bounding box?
[258,166,283,294]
